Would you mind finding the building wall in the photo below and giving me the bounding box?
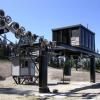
[52,25,95,51]
[80,27,95,51]
[52,27,80,46]
[71,28,80,46]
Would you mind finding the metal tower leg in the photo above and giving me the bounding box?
[64,56,71,76]
[39,50,50,93]
[90,56,96,83]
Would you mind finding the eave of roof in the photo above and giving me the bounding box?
[54,44,100,57]
[52,24,95,35]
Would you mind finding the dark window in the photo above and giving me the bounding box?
[53,31,62,43]
[25,61,28,67]
[71,29,79,37]
[53,31,57,41]
[84,30,86,48]
[85,31,88,48]
[91,34,95,51]
[62,32,67,44]
[81,29,84,46]
[21,60,28,68]
[62,30,69,44]
[88,33,91,49]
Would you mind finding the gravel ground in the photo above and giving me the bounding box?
[48,67,100,82]
[0,61,100,100]
[0,60,11,80]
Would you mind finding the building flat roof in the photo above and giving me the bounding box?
[52,24,95,35]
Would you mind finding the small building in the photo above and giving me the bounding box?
[52,24,95,51]
[12,57,35,76]
[11,56,35,84]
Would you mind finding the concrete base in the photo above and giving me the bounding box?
[39,87,50,93]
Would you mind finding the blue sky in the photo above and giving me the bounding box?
[0,0,100,51]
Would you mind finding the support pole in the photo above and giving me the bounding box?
[0,29,4,34]
[39,49,50,93]
[63,56,71,83]
[75,59,78,71]
[64,56,71,76]
[90,56,95,83]
[18,77,21,84]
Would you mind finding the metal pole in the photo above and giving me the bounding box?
[18,77,20,84]
[63,66,64,83]
[90,56,95,83]
[0,29,4,34]
[39,49,50,93]
[64,56,71,76]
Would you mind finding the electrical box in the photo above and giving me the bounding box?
[11,57,35,76]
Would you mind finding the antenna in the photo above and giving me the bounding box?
[87,24,88,29]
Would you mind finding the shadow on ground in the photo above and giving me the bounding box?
[0,83,100,99]
[46,83,100,99]
[0,76,5,80]
[0,87,39,96]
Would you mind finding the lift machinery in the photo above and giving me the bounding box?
[0,9,56,93]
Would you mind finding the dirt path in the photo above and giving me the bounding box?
[48,67,100,82]
[0,62,100,100]
[0,60,11,80]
